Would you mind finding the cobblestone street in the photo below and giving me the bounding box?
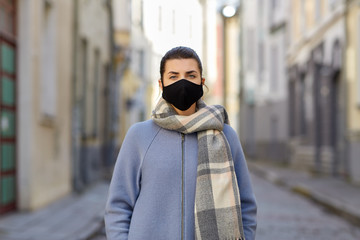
[252,173,360,240]
[90,171,360,240]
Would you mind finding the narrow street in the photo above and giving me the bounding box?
[2,1,360,240]
[90,172,360,240]
[252,173,360,240]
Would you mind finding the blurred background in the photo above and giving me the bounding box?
[1,0,360,239]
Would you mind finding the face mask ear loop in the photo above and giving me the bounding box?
[159,78,165,99]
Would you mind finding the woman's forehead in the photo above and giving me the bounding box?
[165,58,199,72]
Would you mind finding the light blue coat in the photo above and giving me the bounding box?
[105,120,257,240]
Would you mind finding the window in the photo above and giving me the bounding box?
[0,7,6,33]
[172,10,176,34]
[81,39,88,136]
[271,45,278,91]
[272,0,278,9]
[329,0,336,10]
[41,2,57,119]
[258,0,263,19]
[258,42,264,83]
[158,6,162,31]
[271,116,278,141]
[0,0,15,35]
[299,77,306,135]
[189,15,192,39]
[92,50,100,136]
[315,0,321,22]
[246,28,255,71]
[140,0,144,30]
[270,0,278,25]
[301,0,306,33]
[289,80,296,136]
[139,50,145,78]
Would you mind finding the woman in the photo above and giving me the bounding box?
[105,46,257,240]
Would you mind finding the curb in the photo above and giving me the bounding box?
[291,184,360,227]
[249,162,360,227]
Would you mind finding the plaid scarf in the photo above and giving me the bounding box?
[152,98,245,240]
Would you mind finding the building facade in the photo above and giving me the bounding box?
[287,0,347,176]
[0,0,113,215]
[16,0,74,211]
[240,0,290,162]
[71,0,112,191]
[239,0,360,184]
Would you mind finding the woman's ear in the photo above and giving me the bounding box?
[202,78,205,85]
[158,79,163,90]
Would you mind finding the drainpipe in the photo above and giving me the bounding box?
[105,0,118,167]
[343,0,350,178]
[106,0,116,69]
[71,0,81,191]
[200,0,208,79]
[238,2,244,137]
[222,17,227,109]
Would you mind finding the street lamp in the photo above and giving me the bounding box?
[222,5,236,18]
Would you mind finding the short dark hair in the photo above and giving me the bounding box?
[159,46,203,83]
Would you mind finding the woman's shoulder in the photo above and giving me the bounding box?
[124,119,162,145]
[223,124,239,140]
[129,119,159,130]
[118,120,162,159]
[127,119,161,136]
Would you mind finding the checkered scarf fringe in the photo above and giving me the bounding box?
[152,98,245,240]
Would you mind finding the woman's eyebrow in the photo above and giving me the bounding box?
[167,71,179,75]
[186,70,198,74]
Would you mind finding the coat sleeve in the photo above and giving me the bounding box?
[224,125,257,240]
[104,124,143,240]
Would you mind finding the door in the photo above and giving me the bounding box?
[0,0,17,214]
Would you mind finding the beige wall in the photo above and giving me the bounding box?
[18,0,73,210]
[225,15,241,133]
[17,0,111,210]
[346,2,360,131]
[346,0,360,184]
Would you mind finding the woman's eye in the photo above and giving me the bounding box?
[189,75,196,78]
[169,76,177,79]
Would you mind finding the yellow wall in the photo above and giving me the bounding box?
[17,0,73,210]
[225,16,240,133]
[346,3,360,131]
[32,0,73,210]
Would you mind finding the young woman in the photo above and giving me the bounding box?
[105,46,257,240]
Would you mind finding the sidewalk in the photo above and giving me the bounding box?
[0,181,109,240]
[248,160,360,227]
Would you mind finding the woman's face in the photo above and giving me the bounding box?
[159,58,204,88]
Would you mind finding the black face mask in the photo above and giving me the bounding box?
[162,79,203,111]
